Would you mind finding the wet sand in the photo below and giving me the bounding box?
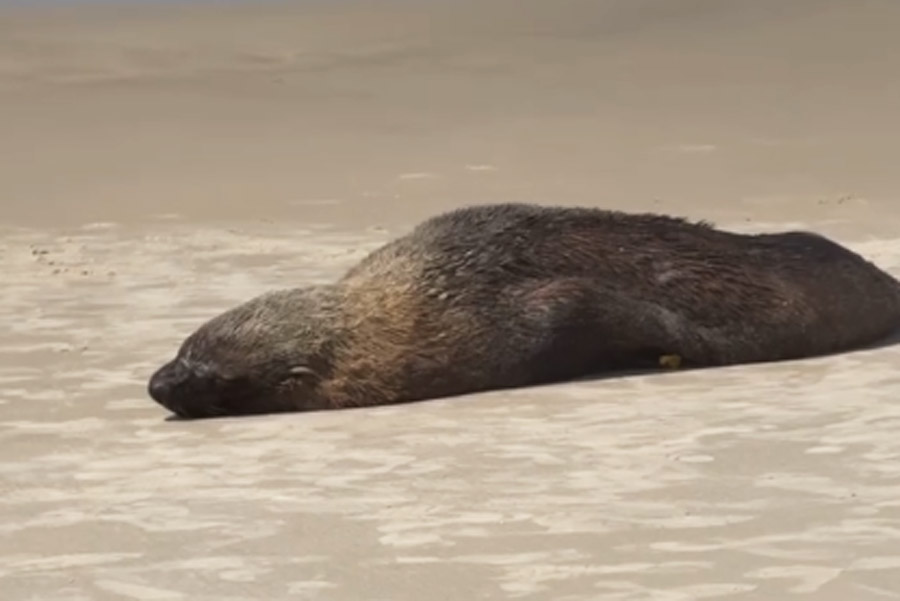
[2,1,900,599]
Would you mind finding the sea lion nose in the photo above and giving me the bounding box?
[147,359,189,404]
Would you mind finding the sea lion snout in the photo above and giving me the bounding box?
[148,353,293,418]
[147,359,181,399]
[147,358,203,416]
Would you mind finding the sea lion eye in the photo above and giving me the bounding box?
[287,365,318,379]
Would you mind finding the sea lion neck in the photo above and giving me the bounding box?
[284,283,359,341]
[278,284,349,333]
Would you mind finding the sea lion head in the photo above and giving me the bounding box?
[148,287,338,419]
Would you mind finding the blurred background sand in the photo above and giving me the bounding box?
[1,1,900,599]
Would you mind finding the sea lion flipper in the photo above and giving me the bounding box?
[658,354,682,369]
[518,277,694,377]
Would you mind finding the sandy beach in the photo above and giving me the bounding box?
[2,0,900,599]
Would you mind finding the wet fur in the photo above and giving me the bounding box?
[148,203,900,418]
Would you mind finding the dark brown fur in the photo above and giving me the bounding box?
[147,203,900,418]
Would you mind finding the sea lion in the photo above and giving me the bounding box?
[147,203,900,419]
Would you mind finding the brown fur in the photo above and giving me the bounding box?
[147,203,900,418]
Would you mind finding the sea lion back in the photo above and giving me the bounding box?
[342,203,900,366]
